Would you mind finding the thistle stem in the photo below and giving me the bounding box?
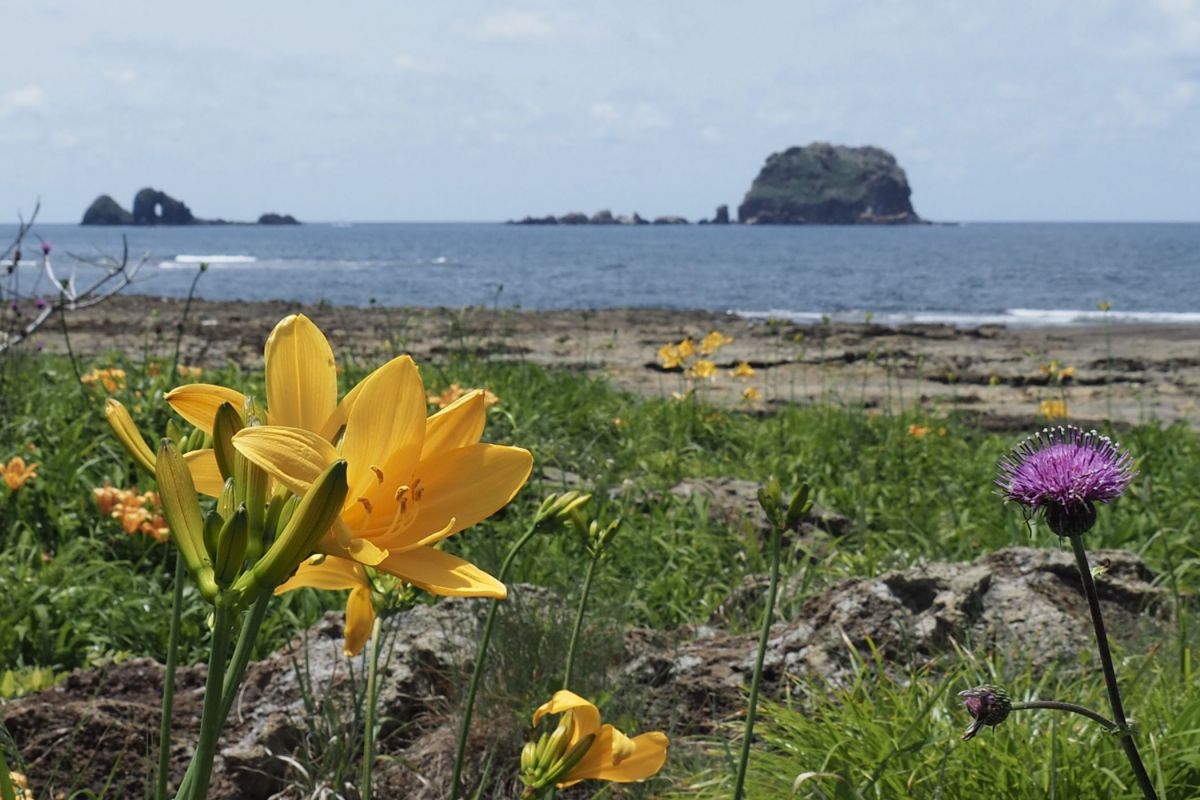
[155,550,186,800]
[450,519,541,800]
[1011,701,1117,731]
[360,615,384,800]
[177,599,235,800]
[733,513,783,800]
[1068,534,1157,800]
[562,552,600,690]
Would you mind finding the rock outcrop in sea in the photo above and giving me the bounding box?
[737,143,923,224]
[80,189,301,226]
[507,210,682,225]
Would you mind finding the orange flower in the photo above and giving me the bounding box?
[428,383,499,410]
[2,456,38,491]
[908,424,931,438]
[81,368,127,393]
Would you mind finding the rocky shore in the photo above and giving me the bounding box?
[32,294,1200,429]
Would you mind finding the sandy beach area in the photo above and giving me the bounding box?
[29,295,1200,429]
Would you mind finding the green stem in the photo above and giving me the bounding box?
[361,615,384,800]
[733,516,782,800]
[176,591,272,798]
[170,266,205,381]
[1067,535,1158,800]
[562,552,600,690]
[156,551,187,800]
[450,520,541,800]
[175,599,235,800]
[1012,700,1117,731]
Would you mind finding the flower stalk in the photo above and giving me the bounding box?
[360,614,384,800]
[156,550,186,800]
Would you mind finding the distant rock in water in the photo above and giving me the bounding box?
[133,188,195,225]
[738,143,923,225]
[507,210,671,225]
[81,188,301,226]
[257,212,300,225]
[80,195,133,225]
[712,204,730,225]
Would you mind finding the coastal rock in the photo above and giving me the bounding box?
[256,212,300,225]
[132,187,196,225]
[80,195,133,225]
[737,143,922,225]
[589,209,617,224]
[632,212,649,225]
[712,204,730,224]
[652,215,689,225]
[558,212,589,225]
[626,547,1167,725]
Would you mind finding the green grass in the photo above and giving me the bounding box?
[2,344,1200,797]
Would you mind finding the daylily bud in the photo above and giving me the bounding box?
[156,439,219,603]
[211,402,244,482]
[203,510,222,561]
[239,453,270,563]
[214,505,249,586]
[536,491,593,525]
[104,399,156,475]
[217,477,237,521]
[784,483,812,531]
[234,460,348,600]
[959,684,1012,741]
[757,478,784,527]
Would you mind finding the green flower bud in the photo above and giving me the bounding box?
[155,439,219,603]
[211,402,244,482]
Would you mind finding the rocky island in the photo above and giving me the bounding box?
[81,188,300,226]
[737,143,922,224]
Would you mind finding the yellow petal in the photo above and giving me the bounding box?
[265,314,338,432]
[233,426,340,496]
[344,535,389,566]
[399,444,532,547]
[183,449,225,497]
[421,390,486,459]
[274,554,365,594]
[532,690,602,741]
[343,585,376,657]
[340,355,425,499]
[319,354,410,442]
[103,399,156,474]
[375,546,507,599]
[165,384,248,434]
[563,729,669,786]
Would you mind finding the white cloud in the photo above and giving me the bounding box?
[590,102,619,123]
[700,125,724,143]
[475,10,555,42]
[393,53,434,73]
[0,85,45,115]
[588,100,670,139]
[104,67,137,84]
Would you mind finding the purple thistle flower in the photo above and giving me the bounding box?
[41,242,51,255]
[997,426,1135,537]
[959,684,1012,741]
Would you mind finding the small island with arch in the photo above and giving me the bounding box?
[80,187,299,226]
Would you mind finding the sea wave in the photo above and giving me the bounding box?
[158,254,258,269]
[733,308,1200,329]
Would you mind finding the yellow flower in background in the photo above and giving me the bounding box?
[81,367,126,393]
[742,387,762,402]
[675,337,696,360]
[2,456,38,491]
[521,690,668,792]
[1058,366,1076,380]
[731,361,755,378]
[176,365,203,378]
[908,424,931,438]
[688,360,717,380]
[6,772,33,800]
[699,330,733,355]
[657,342,682,370]
[428,382,499,409]
[1039,399,1067,419]
[233,350,532,595]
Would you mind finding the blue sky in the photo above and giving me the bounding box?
[4,1,1199,222]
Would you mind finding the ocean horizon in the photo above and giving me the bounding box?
[4,221,1198,328]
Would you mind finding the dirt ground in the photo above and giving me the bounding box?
[27,294,1200,428]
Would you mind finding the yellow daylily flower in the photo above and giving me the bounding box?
[688,359,717,380]
[742,386,762,402]
[523,690,668,791]
[731,361,755,378]
[275,555,377,656]
[1039,398,1067,419]
[2,456,38,491]
[657,342,682,370]
[164,314,355,497]
[699,330,733,355]
[233,353,532,595]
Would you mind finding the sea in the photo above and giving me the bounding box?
[4,222,1199,328]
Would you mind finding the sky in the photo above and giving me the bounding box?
[3,1,1199,223]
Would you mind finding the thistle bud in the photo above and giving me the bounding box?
[959,684,1012,741]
